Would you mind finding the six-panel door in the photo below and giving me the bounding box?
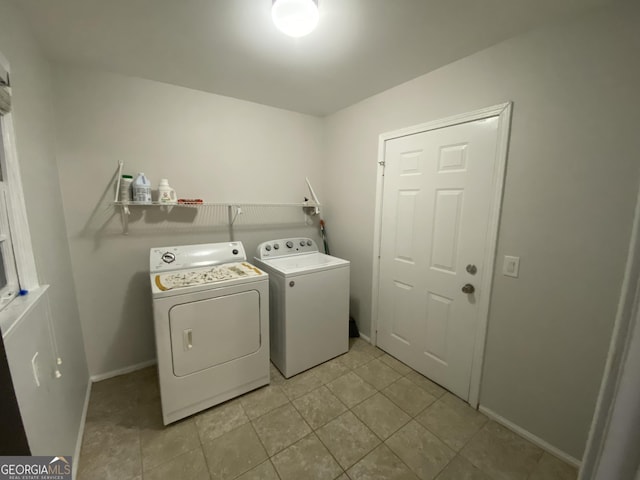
[377,117,500,400]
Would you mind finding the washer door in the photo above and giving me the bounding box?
[169,290,261,377]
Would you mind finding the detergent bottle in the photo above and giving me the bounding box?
[132,172,152,204]
[157,179,177,204]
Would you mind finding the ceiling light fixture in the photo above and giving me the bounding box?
[272,0,319,38]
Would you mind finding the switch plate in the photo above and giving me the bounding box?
[503,256,520,278]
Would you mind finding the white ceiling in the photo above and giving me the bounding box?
[16,0,613,116]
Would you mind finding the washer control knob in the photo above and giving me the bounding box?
[265,245,272,251]
[274,244,280,250]
[306,240,312,246]
[161,252,176,264]
[286,241,294,248]
[232,249,239,255]
[300,240,305,246]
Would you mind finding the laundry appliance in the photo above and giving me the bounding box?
[150,241,269,424]
[254,237,349,378]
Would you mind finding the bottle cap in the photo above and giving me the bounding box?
[159,178,169,185]
[122,175,133,179]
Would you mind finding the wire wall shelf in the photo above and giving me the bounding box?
[111,202,321,235]
[110,163,322,235]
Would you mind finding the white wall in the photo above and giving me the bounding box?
[53,66,325,376]
[323,3,640,460]
[0,0,88,457]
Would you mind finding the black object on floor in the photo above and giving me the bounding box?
[349,317,360,338]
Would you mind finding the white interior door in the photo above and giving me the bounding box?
[377,116,502,401]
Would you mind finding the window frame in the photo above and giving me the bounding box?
[0,132,19,309]
[0,51,40,313]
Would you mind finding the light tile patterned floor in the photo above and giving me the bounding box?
[78,338,578,480]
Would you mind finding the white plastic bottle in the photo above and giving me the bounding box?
[118,175,133,202]
[157,179,177,204]
[132,172,152,204]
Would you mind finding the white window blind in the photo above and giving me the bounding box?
[0,102,19,309]
[0,53,40,310]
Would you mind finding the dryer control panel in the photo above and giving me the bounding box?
[150,242,246,273]
[255,238,318,259]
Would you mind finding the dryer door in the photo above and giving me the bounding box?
[169,290,261,377]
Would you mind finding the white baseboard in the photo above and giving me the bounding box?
[72,378,92,480]
[479,405,582,468]
[359,333,371,344]
[90,359,157,383]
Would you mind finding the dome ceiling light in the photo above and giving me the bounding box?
[271,0,319,38]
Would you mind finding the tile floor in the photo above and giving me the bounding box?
[78,338,578,480]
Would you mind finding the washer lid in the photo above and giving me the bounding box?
[257,252,349,276]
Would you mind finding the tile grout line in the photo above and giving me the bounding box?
[301,430,348,478]
[326,351,427,479]
[289,384,349,429]
[268,458,284,480]
[238,384,285,480]
[411,396,489,458]
[277,353,377,478]
[345,345,474,480]
[523,446,547,480]
[315,412,375,476]
[247,420,284,480]
[274,379,347,477]
[376,378,431,417]
[367,345,509,477]
[196,397,243,480]
[455,419,499,478]
[249,400,292,451]
[327,407,379,464]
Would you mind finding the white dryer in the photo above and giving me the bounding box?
[254,238,349,378]
[150,242,269,425]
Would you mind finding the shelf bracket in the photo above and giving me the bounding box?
[114,161,123,203]
[227,205,243,241]
[114,162,131,234]
[231,205,243,225]
[120,204,130,235]
[305,178,321,216]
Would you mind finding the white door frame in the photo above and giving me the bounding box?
[579,182,640,480]
[370,102,512,408]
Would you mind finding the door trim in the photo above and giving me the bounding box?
[370,102,512,408]
[578,178,640,479]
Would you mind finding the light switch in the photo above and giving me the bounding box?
[503,256,520,278]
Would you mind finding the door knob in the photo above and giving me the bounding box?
[462,284,475,294]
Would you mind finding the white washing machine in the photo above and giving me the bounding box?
[150,241,269,425]
[254,238,349,378]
